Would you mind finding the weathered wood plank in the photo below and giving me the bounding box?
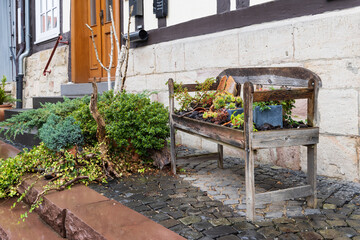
[243,82,255,221]
[217,67,321,87]
[218,144,224,169]
[256,185,313,205]
[172,114,245,148]
[307,144,317,208]
[181,82,218,92]
[233,75,309,87]
[168,78,177,175]
[306,78,319,208]
[251,128,319,149]
[253,88,313,102]
[177,152,219,160]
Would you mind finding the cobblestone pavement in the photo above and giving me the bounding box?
[90,147,360,239]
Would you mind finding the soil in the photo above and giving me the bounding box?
[176,111,309,131]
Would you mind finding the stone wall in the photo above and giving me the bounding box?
[23,45,69,108]
[124,7,360,181]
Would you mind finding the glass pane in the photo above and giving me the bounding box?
[90,0,96,25]
[47,0,52,10]
[46,11,52,30]
[53,8,58,28]
[41,14,45,32]
[106,0,113,22]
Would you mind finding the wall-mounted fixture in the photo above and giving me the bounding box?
[124,29,148,42]
[129,0,143,16]
[153,0,167,18]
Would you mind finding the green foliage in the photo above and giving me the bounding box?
[0,143,56,198]
[172,78,216,111]
[39,114,84,151]
[0,76,17,105]
[101,91,169,156]
[230,112,257,131]
[253,101,272,111]
[0,96,90,139]
[227,102,236,109]
[2,91,169,158]
[231,113,244,129]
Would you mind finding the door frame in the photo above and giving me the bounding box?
[71,0,121,83]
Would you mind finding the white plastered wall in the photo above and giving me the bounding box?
[250,0,274,6]
[123,0,217,31]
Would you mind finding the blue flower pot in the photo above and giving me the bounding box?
[227,105,283,128]
[253,105,283,128]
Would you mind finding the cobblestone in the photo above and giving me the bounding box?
[89,146,360,239]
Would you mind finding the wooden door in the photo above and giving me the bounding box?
[88,0,121,81]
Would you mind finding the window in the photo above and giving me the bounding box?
[35,0,60,43]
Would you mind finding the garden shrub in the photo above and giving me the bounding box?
[0,91,169,157]
[100,91,169,157]
[39,114,84,151]
[0,96,90,139]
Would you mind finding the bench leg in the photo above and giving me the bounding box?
[307,144,317,208]
[170,125,177,175]
[245,149,255,221]
[217,144,224,169]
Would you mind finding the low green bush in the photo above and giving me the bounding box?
[100,91,169,156]
[0,91,169,157]
[39,114,84,151]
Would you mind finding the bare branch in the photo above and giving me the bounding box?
[109,6,122,93]
[107,27,114,91]
[85,24,109,71]
[120,6,133,92]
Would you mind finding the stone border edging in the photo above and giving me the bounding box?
[18,175,185,240]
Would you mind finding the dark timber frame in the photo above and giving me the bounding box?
[168,67,321,221]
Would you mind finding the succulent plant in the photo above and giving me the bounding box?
[203,112,209,119]
[228,102,236,109]
[235,97,243,107]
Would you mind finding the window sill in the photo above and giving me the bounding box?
[34,33,60,45]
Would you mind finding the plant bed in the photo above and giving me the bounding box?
[171,76,309,132]
[175,109,309,131]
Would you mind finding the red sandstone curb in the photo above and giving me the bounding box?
[18,176,185,240]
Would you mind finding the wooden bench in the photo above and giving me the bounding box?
[168,67,321,221]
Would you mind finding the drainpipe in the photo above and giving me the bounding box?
[17,0,30,109]
[15,0,25,75]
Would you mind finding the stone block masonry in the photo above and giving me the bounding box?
[23,46,69,108]
[124,7,360,181]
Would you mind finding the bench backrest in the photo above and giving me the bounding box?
[217,67,322,88]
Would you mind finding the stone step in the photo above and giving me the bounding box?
[0,198,64,240]
[19,176,185,240]
[4,108,31,120]
[0,127,40,148]
[61,82,112,96]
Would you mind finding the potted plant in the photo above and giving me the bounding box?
[0,76,17,121]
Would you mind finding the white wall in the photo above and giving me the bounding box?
[123,0,217,31]
[144,0,158,30]
[166,0,217,27]
[250,0,274,7]
[123,0,136,33]
[62,0,70,33]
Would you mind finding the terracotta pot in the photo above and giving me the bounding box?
[0,104,12,121]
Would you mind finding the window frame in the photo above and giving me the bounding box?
[35,0,60,44]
